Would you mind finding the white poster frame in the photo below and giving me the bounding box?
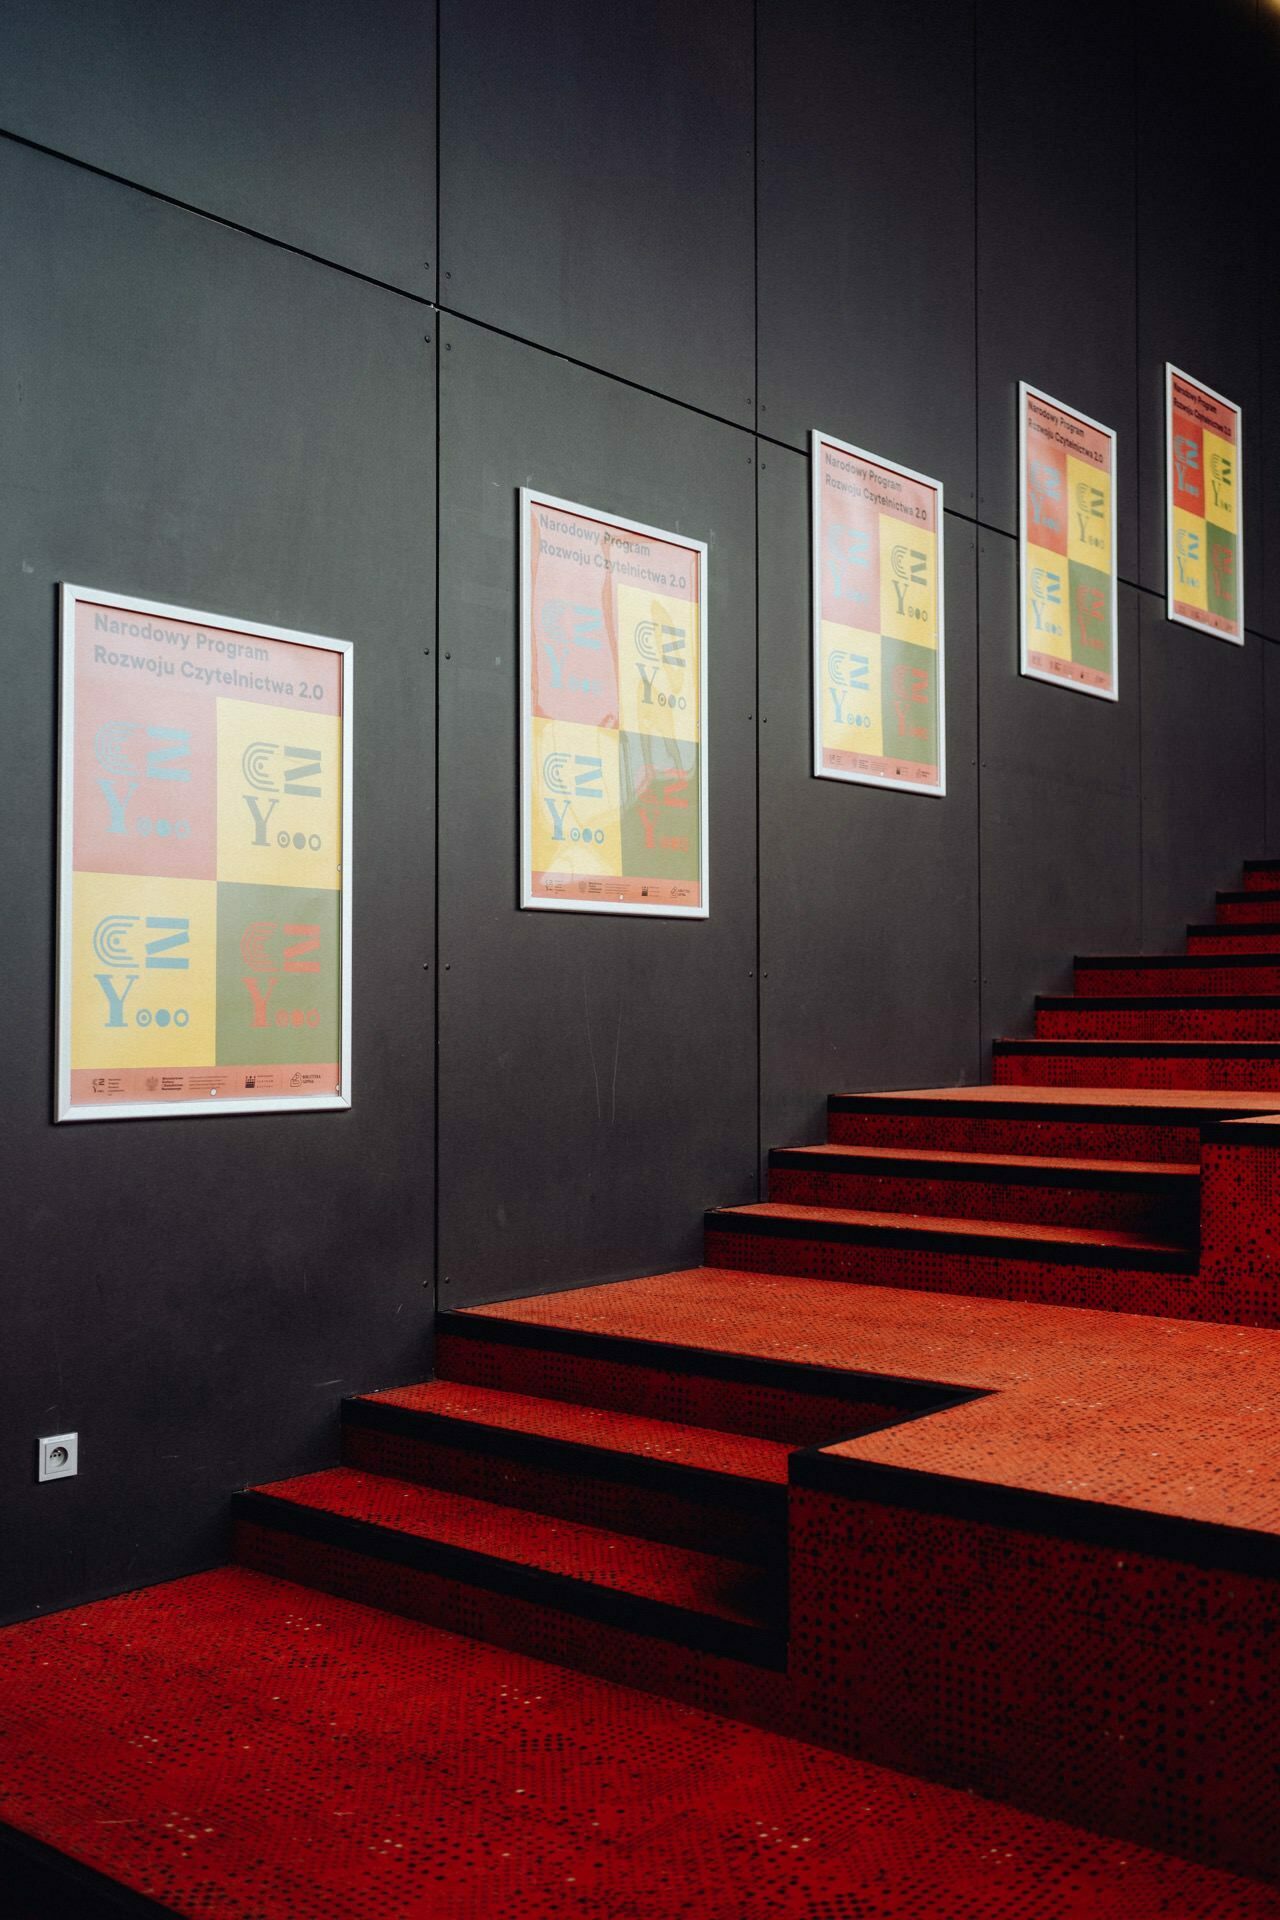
[809,428,947,797]
[56,582,353,1122]
[519,487,710,919]
[1164,362,1245,645]
[1018,381,1120,702]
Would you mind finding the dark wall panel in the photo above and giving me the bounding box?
[1135,0,1261,608]
[759,450,980,1156]
[979,536,1142,1048]
[756,0,977,513]
[438,0,754,427]
[0,0,436,294]
[976,0,1138,579]
[436,319,757,1308]
[1140,595,1264,950]
[0,142,435,1625]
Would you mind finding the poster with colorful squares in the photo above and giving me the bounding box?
[1019,384,1118,700]
[521,490,708,916]
[1165,365,1243,644]
[811,430,945,793]
[57,585,351,1120]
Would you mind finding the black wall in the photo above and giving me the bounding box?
[2,0,1279,1621]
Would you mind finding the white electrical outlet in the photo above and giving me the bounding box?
[38,1433,78,1482]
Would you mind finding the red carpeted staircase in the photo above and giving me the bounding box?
[4,856,1280,1913]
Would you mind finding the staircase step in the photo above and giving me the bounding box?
[708,1202,1190,1269]
[1189,922,1280,954]
[235,1468,785,1669]
[1217,890,1280,924]
[1242,858,1280,891]
[994,1038,1280,1091]
[1036,993,1280,1041]
[703,1201,1202,1318]
[1077,953,1280,994]
[827,1085,1280,1161]
[342,1380,790,1561]
[768,1142,1196,1234]
[433,1308,946,1445]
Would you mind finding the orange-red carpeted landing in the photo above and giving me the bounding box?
[0,1565,1276,1920]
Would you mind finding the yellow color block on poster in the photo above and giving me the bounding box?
[1204,430,1238,534]
[530,715,621,877]
[878,521,937,647]
[615,584,700,743]
[820,622,882,758]
[71,871,217,1068]
[1066,456,1111,572]
[216,700,342,891]
[1024,543,1070,661]
[1171,506,1209,610]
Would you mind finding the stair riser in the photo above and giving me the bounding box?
[767,1165,1189,1237]
[993,1051,1280,1092]
[827,1109,1203,1164]
[1076,964,1280,995]
[788,1487,1280,1885]
[1036,1006,1280,1041]
[1242,869,1280,892]
[234,1518,790,1729]
[434,1330,891,1446]
[341,1423,775,1563]
[1217,896,1280,923]
[702,1226,1233,1321]
[1188,929,1280,954]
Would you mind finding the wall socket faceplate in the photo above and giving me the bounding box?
[38,1433,78,1481]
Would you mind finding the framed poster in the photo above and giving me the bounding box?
[811,430,945,794]
[56,584,352,1122]
[1165,364,1243,643]
[1018,383,1118,700]
[520,489,708,917]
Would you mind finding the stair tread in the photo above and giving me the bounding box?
[831,1083,1280,1110]
[249,1466,773,1627]
[6,1567,1276,1920]
[776,1143,1197,1180]
[713,1201,1189,1257]
[358,1380,792,1484]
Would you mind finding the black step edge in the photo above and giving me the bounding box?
[234,1488,787,1670]
[0,1823,177,1919]
[1077,952,1280,969]
[1038,993,1280,1011]
[1187,922,1280,940]
[705,1208,1194,1273]
[789,1450,1280,1582]
[769,1145,1192,1191]
[1242,859,1280,875]
[343,1393,788,1514]
[993,1038,1280,1058]
[437,1309,966,1415]
[1216,890,1280,906]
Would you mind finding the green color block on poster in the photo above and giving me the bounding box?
[618,732,700,884]
[216,881,341,1066]
[878,635,938,769]
[1068,559,1113,674]
[1207,523,1239,624]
